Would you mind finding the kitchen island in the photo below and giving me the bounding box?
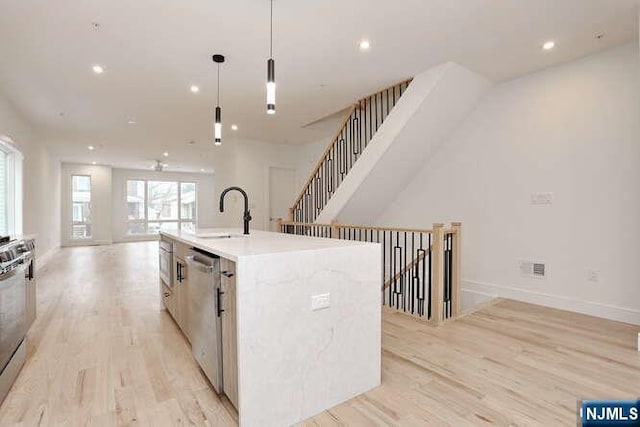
[159,229,381,427]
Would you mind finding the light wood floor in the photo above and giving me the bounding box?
[0,242,638,426]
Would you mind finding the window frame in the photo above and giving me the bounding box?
[70,174,92,240]
[0,136,23,237]
[125,179,197,236]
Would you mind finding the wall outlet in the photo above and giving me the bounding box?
[530,192,553,206]
[311,293,330,311]
[587,269,600,283]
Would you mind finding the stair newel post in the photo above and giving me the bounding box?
[276,218,283,233]
[451,222,462,318]
[288,207,294,222]
[330,220,339,239]
[430,223,445,326]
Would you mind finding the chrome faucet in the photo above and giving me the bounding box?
[219,186,252,235]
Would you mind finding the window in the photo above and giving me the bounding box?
[126,179,197,235]
[71,175,92,239]
[0,150,8,235]
[0,136,23,237]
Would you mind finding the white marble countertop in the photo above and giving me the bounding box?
[160,228,374,261]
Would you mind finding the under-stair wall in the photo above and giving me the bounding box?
[317,62,492,224]
[374,43,640,324]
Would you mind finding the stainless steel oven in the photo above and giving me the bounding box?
[0,239,33,404]
[159,240,173,289]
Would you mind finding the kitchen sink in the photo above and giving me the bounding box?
[194,232,248,239]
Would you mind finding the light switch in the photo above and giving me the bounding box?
[311,293,330,311]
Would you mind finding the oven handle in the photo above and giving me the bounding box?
[17,251,33,264]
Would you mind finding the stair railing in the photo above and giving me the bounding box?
[278,219,461,325]
[289,78,412,223]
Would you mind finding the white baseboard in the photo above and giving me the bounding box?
[463,279,640,326]
[113,236,160,243]
[36,245,60,272]
[61,239,113,247]
[461,288,496,313]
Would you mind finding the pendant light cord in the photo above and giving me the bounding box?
[217,62,220,106]
[269,0,273,58]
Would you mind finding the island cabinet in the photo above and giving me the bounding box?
[159,236,238,410]
[172,241,190,341]
[159,229,381,427]
[220,258,238,408]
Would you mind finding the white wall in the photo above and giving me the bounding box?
[62,138,308,243]
[61,163,113,246]
[111,168,215,242]
[376,42,640,324]
[0,93,61,263]
[328,62,492,224]
[294,138,329,190]
[212,139,304,230]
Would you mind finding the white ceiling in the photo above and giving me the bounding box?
[0,0,637,171]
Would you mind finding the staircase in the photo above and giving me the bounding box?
[290,79,412,223]
[282,63,491,324]
[279,220,461,325]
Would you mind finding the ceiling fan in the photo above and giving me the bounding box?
[151,160,183,172]
[152,160,167,171]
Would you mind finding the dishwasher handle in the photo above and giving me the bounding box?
[216,287,225,317]
[185,255,215,273]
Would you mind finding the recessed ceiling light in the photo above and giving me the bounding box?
[88,145,95,150]
[190,85,200,93]
[542,41,555,50]
[92,161,97,165]
[92,64,104,74]
[231,124,238,131]
[359,39,371,51]
[163,152,169,157]
[200,168,205,172]
[127,120,136,124]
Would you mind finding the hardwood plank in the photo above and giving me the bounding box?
[1,242,638,427]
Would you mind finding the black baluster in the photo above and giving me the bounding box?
[368,95,373,146]
[386,89,390,119]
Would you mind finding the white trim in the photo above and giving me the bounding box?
[0,136,23,236]
[463,278,640,325]
[265,165,298,231]
[62,239,112,247]
[114,235,160,243]
[35,245,60,272]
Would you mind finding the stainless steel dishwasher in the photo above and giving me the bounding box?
[185,249,223,392]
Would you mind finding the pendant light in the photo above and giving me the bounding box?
[266,0,276,115]
[213,54,225,145]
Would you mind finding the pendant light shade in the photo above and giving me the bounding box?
[214,106,222,145]
[212,54,225,146]
[266,0,276,115]
[267,58,275,114]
